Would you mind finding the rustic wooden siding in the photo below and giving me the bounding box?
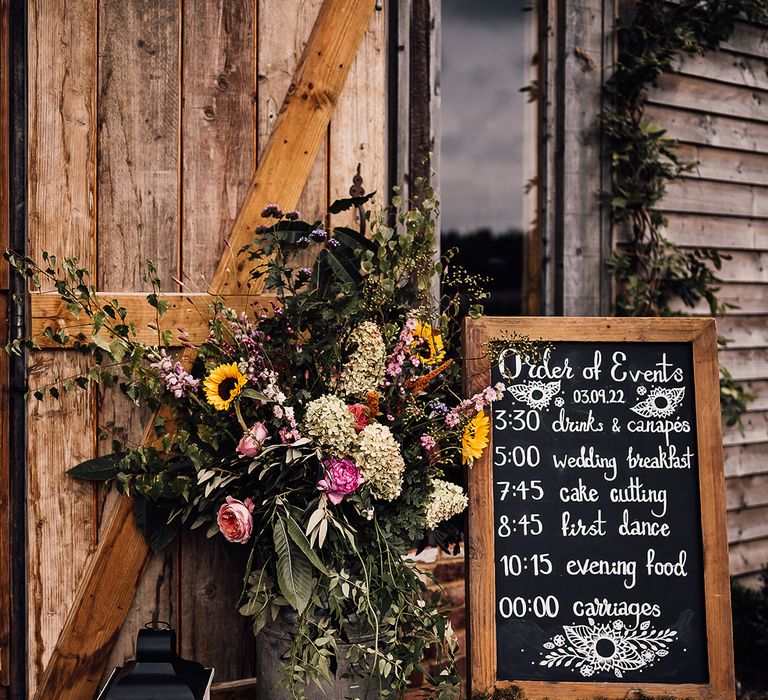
[645,18,768,581]
[25,0,387,691]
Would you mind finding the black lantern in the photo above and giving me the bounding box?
[96,623,214,700]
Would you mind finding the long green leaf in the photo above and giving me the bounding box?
[67,452,126,481]
[273,515,313,613]
[285,510,329,575]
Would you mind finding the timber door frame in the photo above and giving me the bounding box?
[24,2,377,698]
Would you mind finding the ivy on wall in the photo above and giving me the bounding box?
[603,0,767,428]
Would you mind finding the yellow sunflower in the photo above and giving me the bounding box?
[203,363,248,411]
[411,320,446,366]
[462,411,490,465]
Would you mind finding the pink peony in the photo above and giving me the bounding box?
[217,496,255,543]
[236,422,269,458]
[347,404,370,433]
[318,458,364,505]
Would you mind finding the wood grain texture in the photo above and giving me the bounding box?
[663,180,768,219]
[35,3,376,696]
[676,50,768,92]
[464,317,735,699]
[646,104,768,154]
[730,537,768,577]
[661,214,768,251]
[677,143,768,187]
[29,292,270,348]
[27,0,97,694]
[649,73,768,124]
[211,678,258,699]
[329,6,386,229]
[728,504,768,545]
[724,442,768,478]
[97,1,182,673]
[181,0,256,286]
[212,0,376,296]
[98,0,180,291]
[257,0,327,268]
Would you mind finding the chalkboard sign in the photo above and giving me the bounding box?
[464,318,734,699]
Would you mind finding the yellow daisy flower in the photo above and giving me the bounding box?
[411,320,446,366]
[203,363,247,411]
[462,411,490,465]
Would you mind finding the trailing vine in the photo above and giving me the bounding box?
[603,0,767,428]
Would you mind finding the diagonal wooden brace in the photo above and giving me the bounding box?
[34,1,375,696]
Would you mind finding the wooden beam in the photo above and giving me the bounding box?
[33,1,375,696]
[29,292,276,348]
[212,0,376,296]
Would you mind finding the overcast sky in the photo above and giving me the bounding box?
[440,1,531,234]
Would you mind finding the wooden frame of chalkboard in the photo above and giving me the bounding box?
[463,317,734,699]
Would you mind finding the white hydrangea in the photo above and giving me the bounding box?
[302,394,356,456]
[340,321,386,398]
[425,479,468,530]
[354,423,405,501]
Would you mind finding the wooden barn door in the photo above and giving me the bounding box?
[25,0,386,693]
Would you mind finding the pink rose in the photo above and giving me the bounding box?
[236,422,270,457]
[318,458,364,505]
[348,404,370,433]
[217,496,255,544]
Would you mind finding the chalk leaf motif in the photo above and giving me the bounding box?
[630,386,685,418]
[507,380,561,411]
[540,619,677,678]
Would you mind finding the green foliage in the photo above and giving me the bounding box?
[603,0,765,425]
[731,567,768,690]
[10,189,482,698]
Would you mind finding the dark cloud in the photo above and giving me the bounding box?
[440,3,533,233]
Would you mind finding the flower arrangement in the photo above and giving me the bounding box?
[8,187,501,697]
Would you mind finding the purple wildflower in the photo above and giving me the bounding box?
[150,351,200,399]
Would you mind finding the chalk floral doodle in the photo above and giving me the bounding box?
[540,618,677,678]
[630,386,685,419]
[508,380,560,411]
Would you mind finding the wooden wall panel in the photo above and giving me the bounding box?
[98,0,180,291]
[27,0,97,692]
[179,0,258,679]
[644,21,768,581]
[24,0,390,687]
[96,0,181,676]
[329,7,387,228]
[258,0,327,229]
[181,0,256,286]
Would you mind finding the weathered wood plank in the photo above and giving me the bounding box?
[98,0,180,291]
[27,0,97,693]
[181,0,256,286]
[730,537,768,577]
[29,292,269,348]
[35,3,376,696]
[179,1,258,677]
[717,315,768,349]
[98,0,182,672]
[675,50,768,92]
[663,180,768,219]
[719,347,768,381]
[677,143,768,187]
[257,0,327,269]
[661,214,768,251]
[211,0,376,297]
[669,284,767,316]
[649,73,768,123]
[728,505,768,545]
[723,409,768,446]
[646,104,768,154]
[726,473,768,511]
[329,6,387,229]
[27,353,96,690]
[721,20,768,59]
[724,442,768,479]
[211,678,258,700]
[715,250,768,284]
